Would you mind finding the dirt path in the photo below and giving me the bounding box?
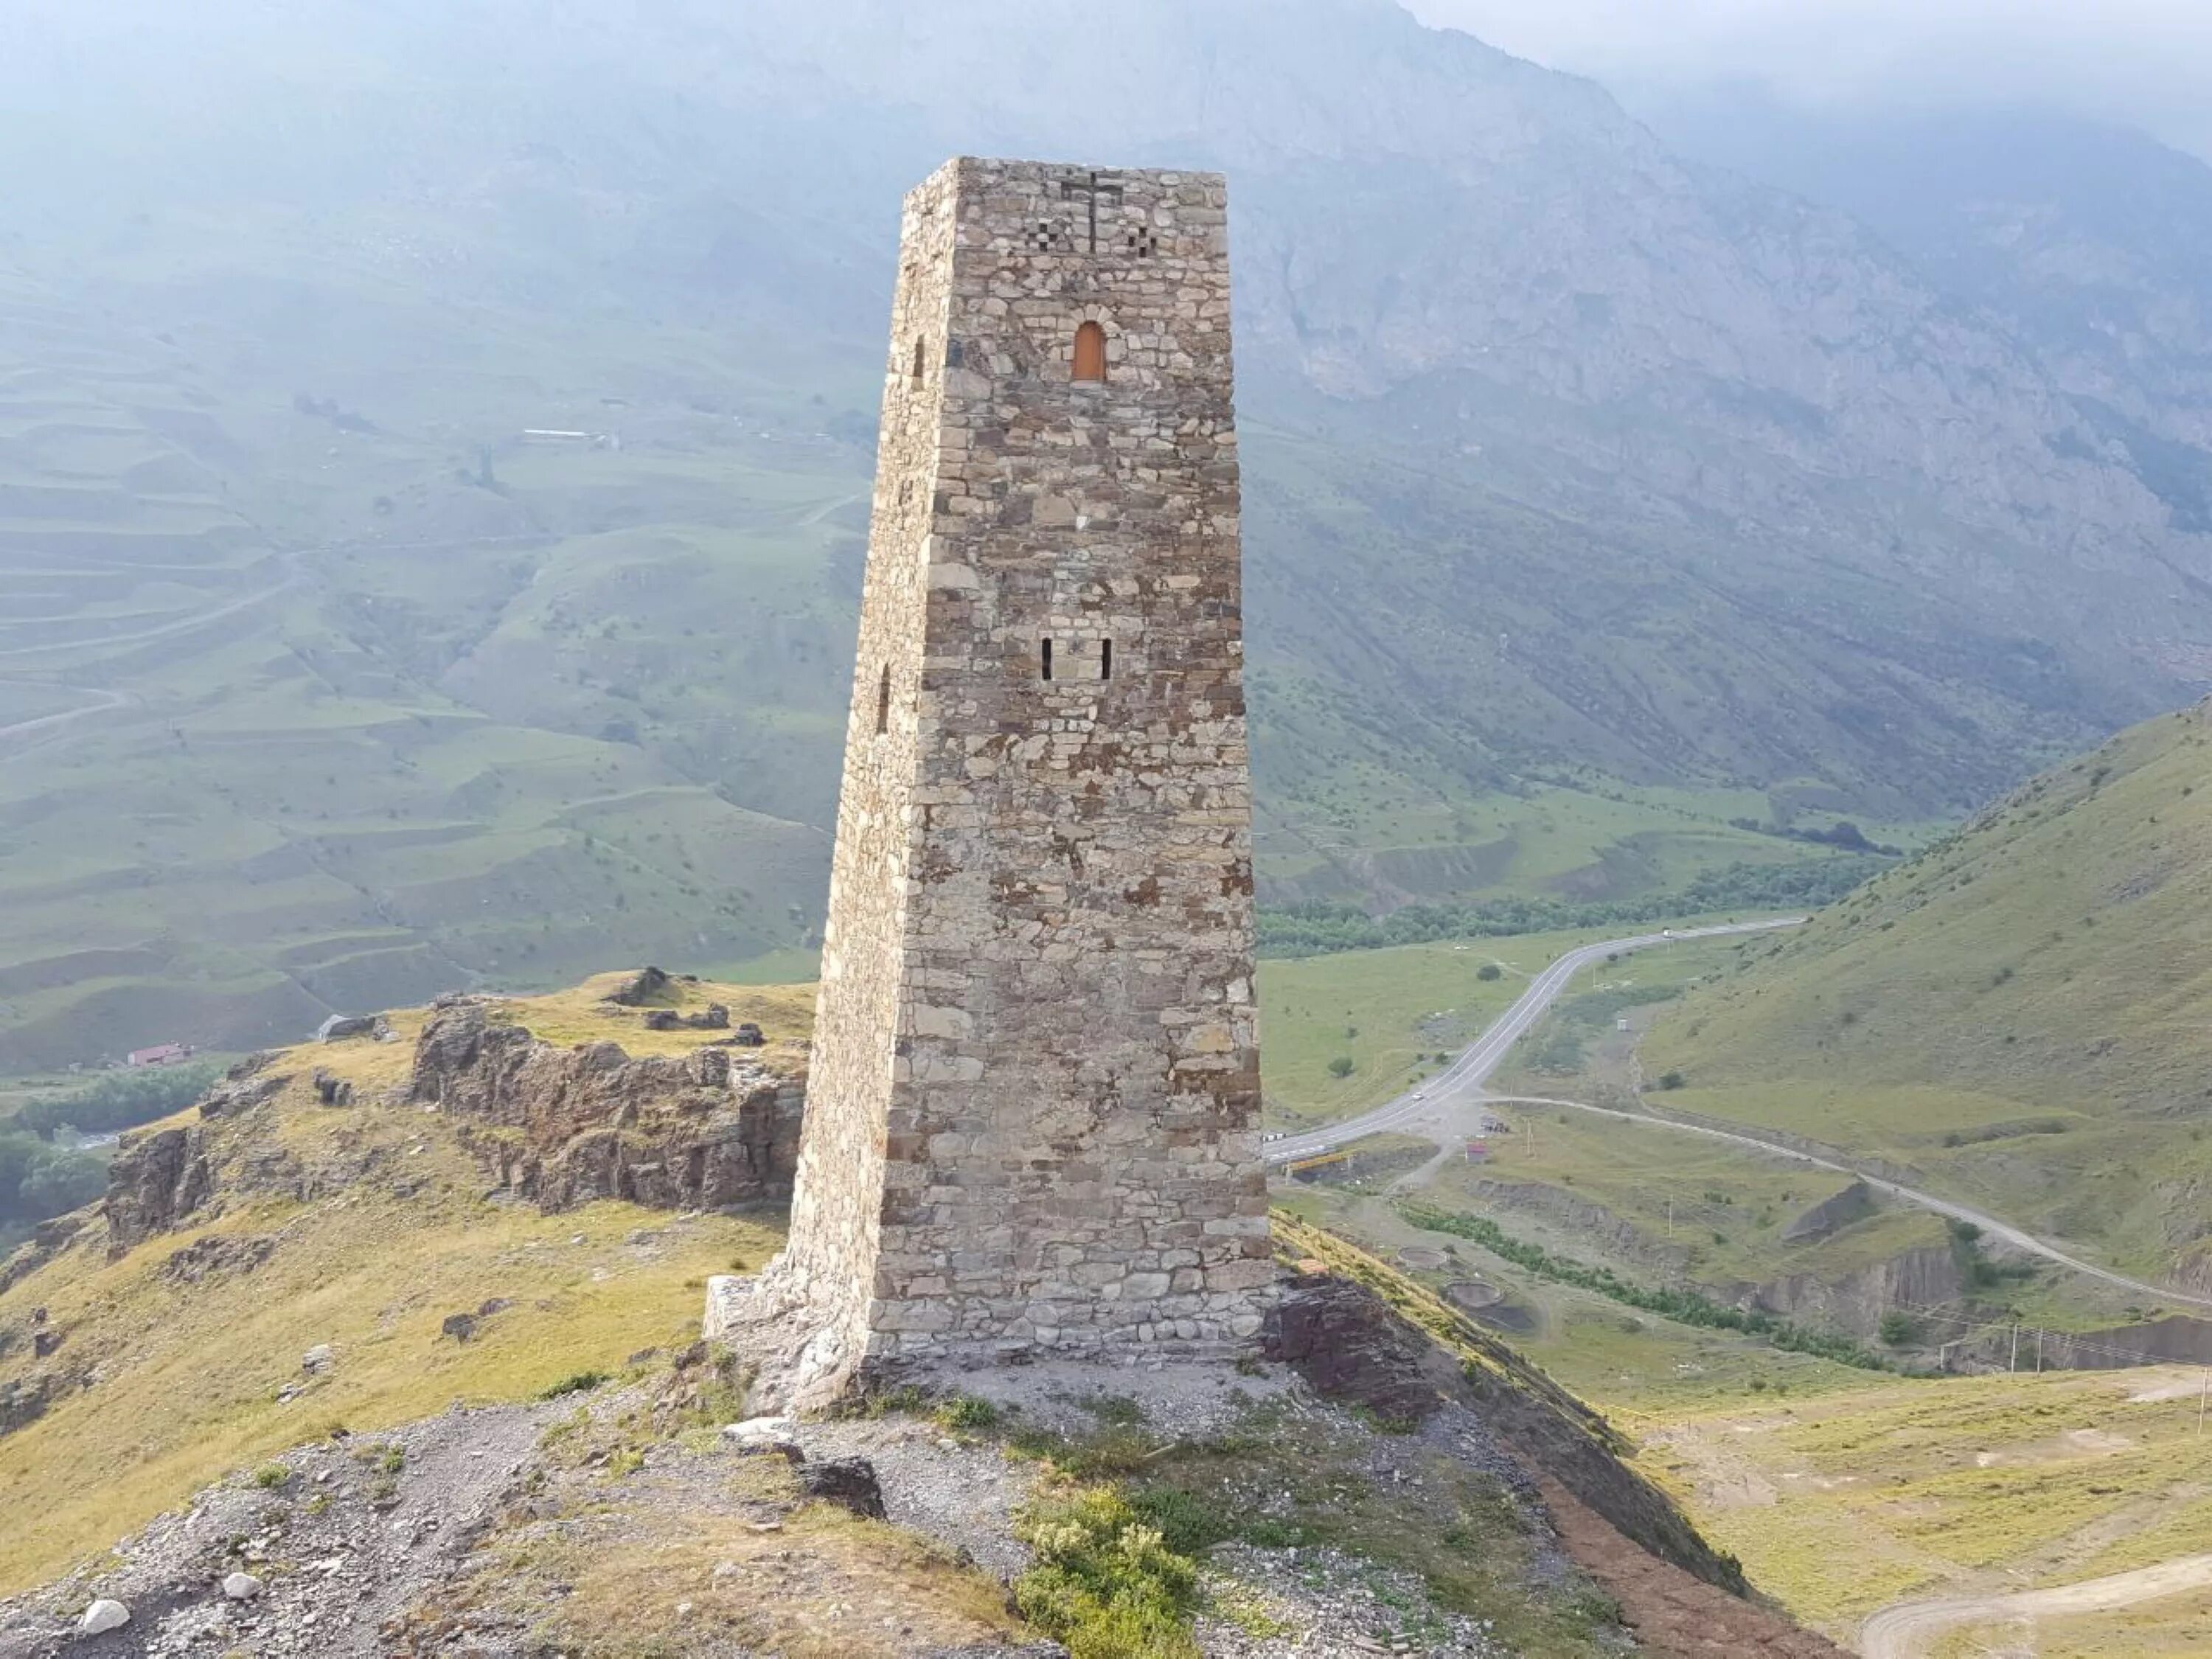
[1857,1554,2212,1658]
[0,685,127,743]
[1531,1471,1849,1657]
[1493,1091,2212,1314]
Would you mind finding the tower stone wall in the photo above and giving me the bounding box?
[743,156,1271,1394]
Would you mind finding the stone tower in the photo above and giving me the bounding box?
[731,157,1271,1396]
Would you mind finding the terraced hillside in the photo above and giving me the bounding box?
[1645,698,2212,1290]
[0,270,847,1068]
[15,0,2212,1065]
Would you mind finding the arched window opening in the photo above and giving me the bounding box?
[1041,639,1054,682]
[1072,321,1107,383]
[1100,639,1113,681]
[910,336,927,386]
[874,664,891,734]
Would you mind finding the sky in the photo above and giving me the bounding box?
[1405,0,2212,158]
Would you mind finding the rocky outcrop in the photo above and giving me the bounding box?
[1265,1250,1750,1597]
[1266,1275,1451,1427]
[1750,1245,1966,1339]
[1973,1314,2212,1371]
[103,1127,217,1256]
[0,1216,86,1295]
[196,1053,289,1121]
[1780,1180,1877,1244]
[409,998,803,1213]
[157,1234,277,1287]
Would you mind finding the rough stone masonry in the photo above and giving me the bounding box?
[709,156,1273,1399]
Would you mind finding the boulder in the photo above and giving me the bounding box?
[605,967,675,1007]
[222,1571,263,1601]
[441,1312,478,1343]
[316,1013,385,1043]
[723,1416,803,1461]
[302,1343,335,1374]
[78,1600,131,1635]
[311,1068,356,1107]
[643,1003,731,1032]
[800,1456,886,1520]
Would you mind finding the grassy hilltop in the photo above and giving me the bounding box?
[1644,699,2212,1288]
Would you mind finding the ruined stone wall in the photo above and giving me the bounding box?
[771,157,1271,1385]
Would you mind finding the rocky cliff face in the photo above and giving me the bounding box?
[408,1000,804,1213]
[1748,1245,1966,1340]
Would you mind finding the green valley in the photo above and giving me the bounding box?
[1646,698,2212,1291]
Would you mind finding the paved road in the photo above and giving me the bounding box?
[1858,1553,2212,1658]
[1263,918,1805,1166]
[1495,1089,2212,1314]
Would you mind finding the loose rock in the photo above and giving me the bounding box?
[78,1599,130,1635]
[799,1456,887,1520]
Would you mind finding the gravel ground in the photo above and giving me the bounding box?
[1198,1543,1514,1658]
[0,1405,546,1659]
[1,1361,1597,1658]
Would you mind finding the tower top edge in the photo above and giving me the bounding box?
[908,156,1228,198]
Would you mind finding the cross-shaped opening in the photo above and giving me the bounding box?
[1060,172,1125,253]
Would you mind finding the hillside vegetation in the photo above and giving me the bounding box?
[1646,699,2212,1288]
[11,0,2212,1062]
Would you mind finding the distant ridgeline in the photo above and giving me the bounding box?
[1259,855,1885,956]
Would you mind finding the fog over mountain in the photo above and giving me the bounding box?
[4,0,2212,1062]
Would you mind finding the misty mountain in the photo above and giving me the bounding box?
[1648,90,2212,561]
[4,0,2212,1060]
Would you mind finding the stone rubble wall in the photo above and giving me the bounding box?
[769,156,1273,1391]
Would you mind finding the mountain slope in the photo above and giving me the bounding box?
[4,0,2212,1059]
[1644,697,2212,1289]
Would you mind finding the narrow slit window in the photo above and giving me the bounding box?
[1100,639,1113,681]
[874,664,891,734]
[1072,320,1107,383]
[911,337,926,386]
[1041,639,1054,682]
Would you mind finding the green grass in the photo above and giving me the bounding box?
[0,1033,785,1590]
[1641,1363,2212,1636]
[1648,705,2212,1284]
[1258,922,1768,1129]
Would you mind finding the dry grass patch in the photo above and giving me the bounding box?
[0,1091,783,1590]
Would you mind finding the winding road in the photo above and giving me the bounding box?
[1857,1554,2212,1658]
[1264,919,1805,1165]
[0,684,128,742]
[1265,913,2212,1314]
[1495,1090,2212,1313]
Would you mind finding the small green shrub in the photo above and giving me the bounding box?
[935,1394,1001,1433]
[1014,1487,1203,1659]
[1475,963,1503,982]
[251,1464,291,1491]
[537,1369,611,1401]
[1327,1056,1355,1079]
[1127,1486,1231,1555]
